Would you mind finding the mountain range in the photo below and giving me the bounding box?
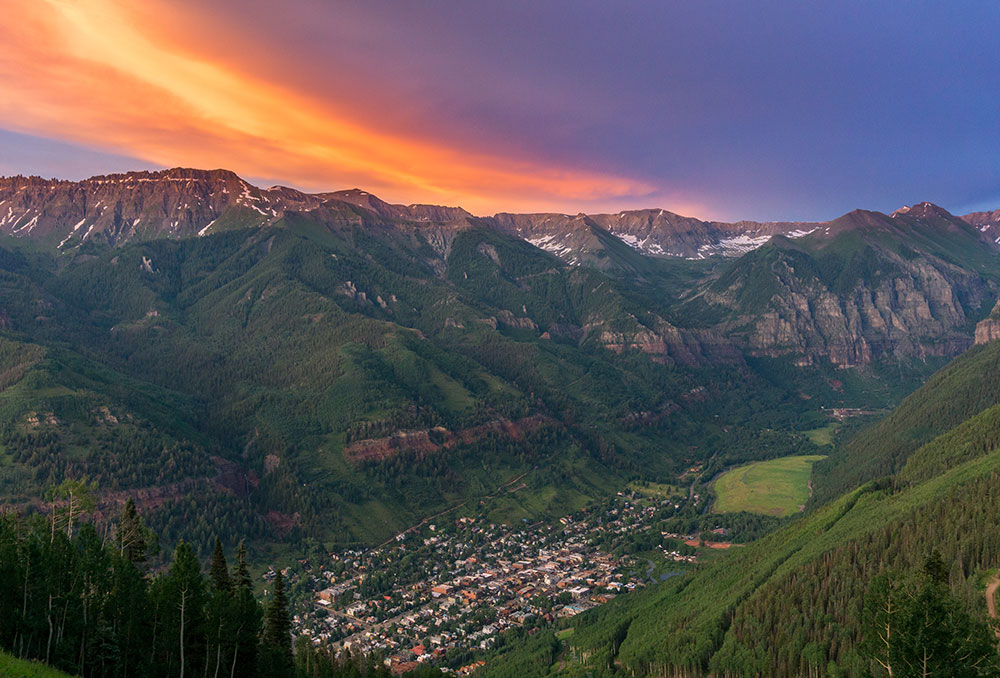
[1,167,999,556]
[4,168,997,260]
[3,168,998,369]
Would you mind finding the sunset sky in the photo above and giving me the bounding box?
[1,0,998,220]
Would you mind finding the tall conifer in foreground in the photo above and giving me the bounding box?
[861,552,1000,678]
[259,569,294,678]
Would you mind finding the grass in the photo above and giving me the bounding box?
[0,651,76,678]
[803,423,838,446]
[627,480,686,499]
[712,454,826,517]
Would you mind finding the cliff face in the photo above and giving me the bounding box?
[0,169,285,246]
[699,208,999,367]
[974,302,1000,345]
[0,169,472,248]
[742,261,987,366]
[593,320,740,367]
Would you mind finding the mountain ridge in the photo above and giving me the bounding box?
[3,167,994,262]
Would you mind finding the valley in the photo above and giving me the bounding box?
[2,168,1000,677]
[3,168,946,553]
[285,474,750,674]
[4,2,999,675]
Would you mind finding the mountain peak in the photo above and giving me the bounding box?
[891,201,953,219]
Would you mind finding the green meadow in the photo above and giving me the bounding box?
[712,454,826,517]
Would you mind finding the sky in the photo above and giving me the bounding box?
[1,0,998,221]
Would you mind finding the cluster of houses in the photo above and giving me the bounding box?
[283,484,725,674]
[303,535,632,672]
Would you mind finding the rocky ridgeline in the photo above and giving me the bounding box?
[1,168,997,368]
[0,168,472,249]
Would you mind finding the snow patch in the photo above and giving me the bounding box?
[610,230,669,256]
[786,227,818,238]
[197,219,217,237]
[696,234,772,258]
[58,218,87,248]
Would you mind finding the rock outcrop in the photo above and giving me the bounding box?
[702,207,998,367]
[975,302,1000,345]
[344,415,554,463]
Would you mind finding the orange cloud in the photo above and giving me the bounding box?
[0,0,696,215]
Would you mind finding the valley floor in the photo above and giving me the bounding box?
[286,480,737,673]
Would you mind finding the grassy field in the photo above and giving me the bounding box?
[712,454,826,517]
[803,423,839,446]
[626,480,686,499]
[0,652,75,678]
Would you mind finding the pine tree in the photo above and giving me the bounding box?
[117,498,149,566]
[234,541,252,590]
[158,541,207,678]
[260,569,294,678]
[861,557,1000,678]
[229,541,262,678]
[107,551,151,678]
[45,478,96,541]
[209,538,230,593]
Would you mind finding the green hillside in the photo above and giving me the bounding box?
[0,651,76,678]
[811,339,1000,503]
[0,200,991,557]
[480,339,1000,678]
[0,214,870,554]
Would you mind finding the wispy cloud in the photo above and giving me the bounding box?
[0,0,666,215]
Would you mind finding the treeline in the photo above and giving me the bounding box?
[0,495,287,678]
[0,495,420,678]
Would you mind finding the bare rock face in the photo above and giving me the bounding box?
[0,168,472,249]
[745,265,987,366]
[588,316,740,367]
[343,415,552,463]
[974,319,1000,345]
[704,207,998,367]
[975,302,1000,345]
[0,169,289,246]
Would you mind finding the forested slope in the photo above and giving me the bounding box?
[0,171,997,556]
[0,215,851,552]
[811,339,1000,502]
